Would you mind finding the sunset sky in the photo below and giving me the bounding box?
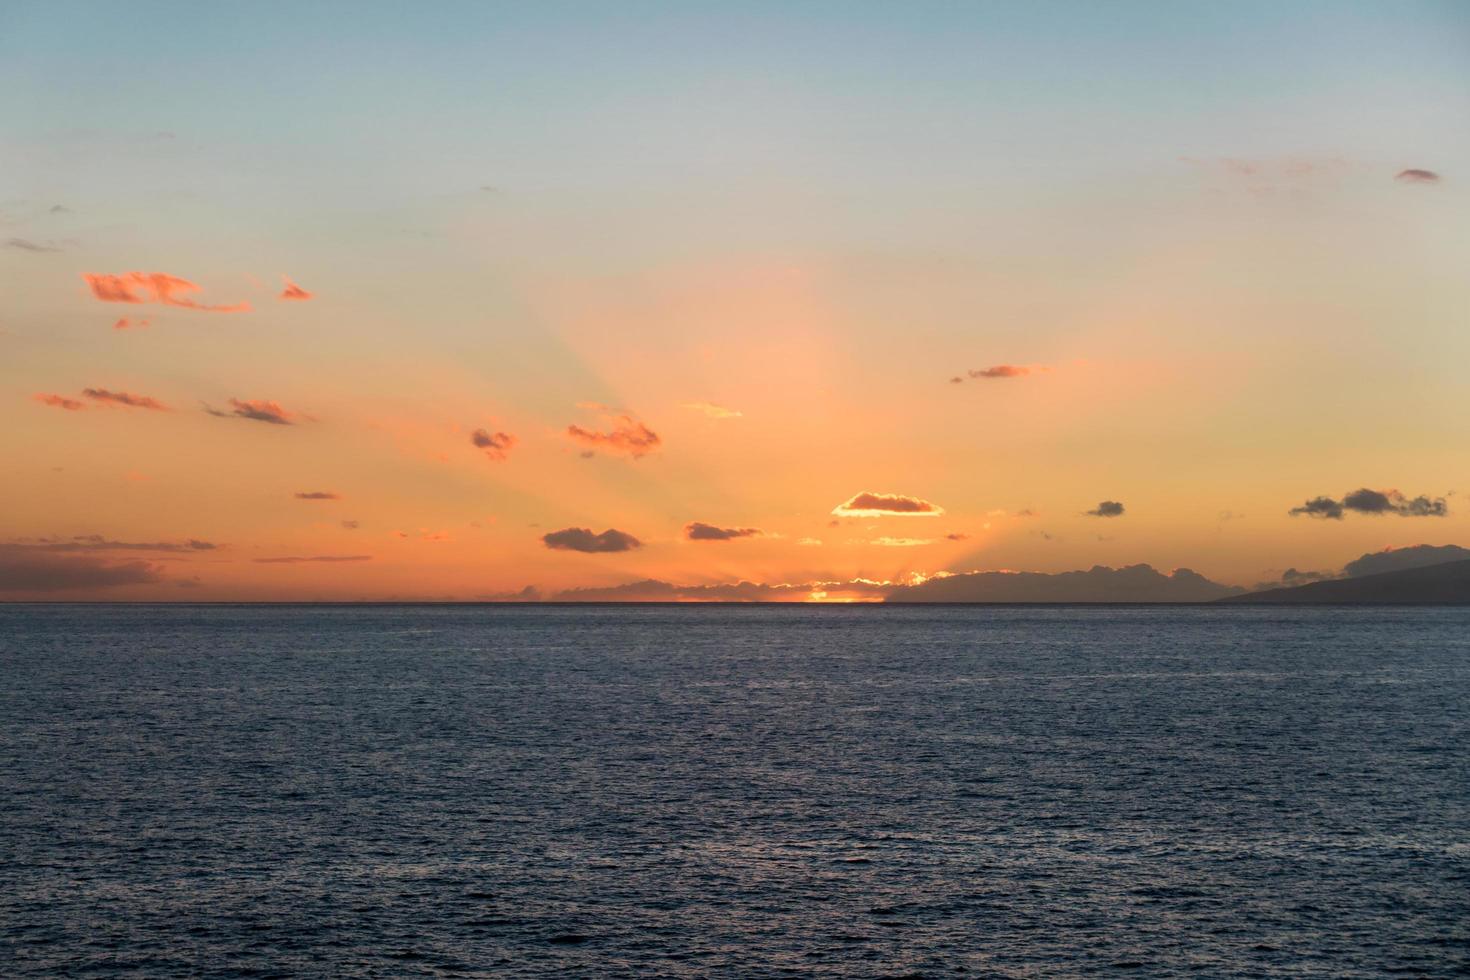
[3,1,1468,600]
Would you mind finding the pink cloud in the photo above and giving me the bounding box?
[82,388,169,411]
[279,276,313,301]
[113,317,149,330]
[34,393,85,411]
[566,411,661,458]
[82,272,250,313]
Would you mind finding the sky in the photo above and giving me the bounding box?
[2,1,1468,600]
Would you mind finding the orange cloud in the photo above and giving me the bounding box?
[207,398,297,425]
[294,491,341,500]
[566,411,661,458]
[82,388,170,411]
[113,317,149,330]
[82,272,250,313]
[832,491,945,517]
[279,276,313,301]
[471,429,517,461]
[34,393,85,411]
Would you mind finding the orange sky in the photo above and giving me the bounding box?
[3,4,1468,600]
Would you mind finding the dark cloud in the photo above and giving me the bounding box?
[1343,544,1470,578]
[82,388,169,411]
[832,491,944,517]
[205,398,297,425]
[481,585,542,601]
[0,547,161,592]
[253,555,372,564]
[1289,496,1345,520]
[1291,488,1447,520]
[1086,500,1125,518]
[542,527,642,553]
[341,520,360,530]
[6,237,63,253]
[949,365,1045,384]
[471,428,517,461]
[1395,169,1440,184]
[294,491,341,500]
[685,522,763,541]
[944,532,970,541]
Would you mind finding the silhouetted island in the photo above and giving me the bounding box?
[1221,558,1470,604]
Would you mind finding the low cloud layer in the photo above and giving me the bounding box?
[471,429,517,461]
[685,522,762,541]
[1290,488,1447,520]
[1086,500,1125,518]
[542,527,642,553]
[83,271,250,313]
[0,546,162,593]
[949,364,1045,384]
[5,535,217,554]
[890,565,1240,602]
[550,577,895,602]
[253,555,372,564]
[832,491,944,517]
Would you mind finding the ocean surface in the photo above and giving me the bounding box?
[1,604,1467,978]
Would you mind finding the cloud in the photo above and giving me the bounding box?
[0,548,161,592]
[870,537,935,547]
[945,532,970,541]
[82,272,250,313]
[566,408,661,458]
[294,491,341,500]
[684,402,743,419]
[253,555,373,564]
[471,429,517,461]
[113,317,149,330]
[5,535,218,554]
[542,527,642,553]
[7,237,63,253]
[34,393,85,411]
[685,522,763,541]
[206,398,297,425]
[1289,496,1344,520]
[481,585,543,602]
[341,520,360,530]
[948,364,1049,384]
[1085,500,1125,518]
[1290,488,1447,520]
[832,491,944,517]
[1344,544,1470,578]
[1395,169,1440,184]
[82,388,169,411]
[797,537,823,546]
[279,276,313,301]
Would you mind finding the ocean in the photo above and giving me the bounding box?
[2,604,1466,977]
